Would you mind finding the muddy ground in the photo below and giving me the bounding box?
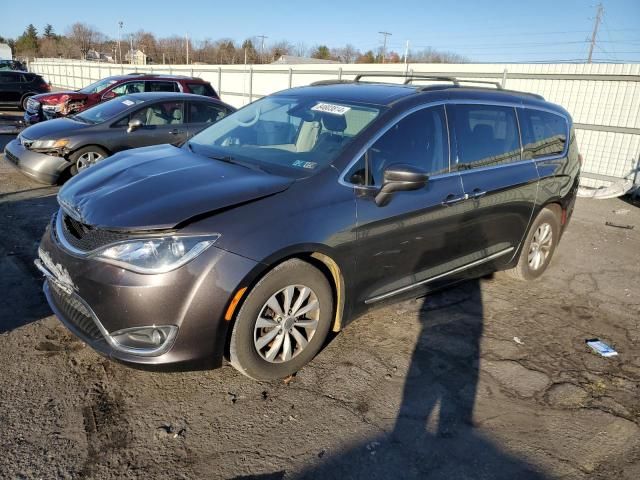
[0,119,639,479]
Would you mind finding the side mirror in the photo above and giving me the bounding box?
[375,163,429,206]
[102,90,116,101]
[127,118,143,133]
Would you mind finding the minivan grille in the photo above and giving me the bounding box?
[48,281,103,341]
[60,213,127,252]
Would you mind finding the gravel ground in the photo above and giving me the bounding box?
[0,127,638,479]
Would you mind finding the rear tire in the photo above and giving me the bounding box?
[229,259,333,380]
[69,146,109,176]
[505,207,560,281]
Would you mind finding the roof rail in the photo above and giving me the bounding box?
[126,72,146,75]
[352,72,503,90]
[310,79,353,86]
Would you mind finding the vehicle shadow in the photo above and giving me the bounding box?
[297,279,546,479]
[0,189,58,333]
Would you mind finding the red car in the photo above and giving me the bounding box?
[24,73,219,124]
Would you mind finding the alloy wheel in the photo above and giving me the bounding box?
[254,285,320,363]
[76,151,104,172]
[528,222,553,270]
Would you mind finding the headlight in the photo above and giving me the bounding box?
[42,103,63,113]
[30,138,69,150]
[93,235,220,274]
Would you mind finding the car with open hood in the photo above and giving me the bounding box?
[24,73,219,124]
[35,75,580,380]
[5,92,234,184]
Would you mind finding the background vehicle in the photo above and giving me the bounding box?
[0,59,27,71]
[24,73,220,124]
[37,76,580,380]
[0,71,50,110]
[5,92,234,184]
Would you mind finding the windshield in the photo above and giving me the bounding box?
[78,78,118,94]
[74,96,145,124]
[188,96,381,174]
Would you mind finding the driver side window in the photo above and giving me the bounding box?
[347,105,450,186]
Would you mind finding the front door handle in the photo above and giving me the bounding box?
[442,193,468,206]
[170,129,184,135]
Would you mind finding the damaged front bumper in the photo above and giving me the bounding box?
[4,139,69,184]
[36,220,259,368]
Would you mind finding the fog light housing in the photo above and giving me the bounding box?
[109,325,178,356]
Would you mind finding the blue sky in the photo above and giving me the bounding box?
[2,0,639,62]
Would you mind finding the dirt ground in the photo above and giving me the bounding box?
[0,118,639,479]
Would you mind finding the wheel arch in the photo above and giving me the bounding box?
[223,245,347,359]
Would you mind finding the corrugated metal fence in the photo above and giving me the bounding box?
[30,59,640,188]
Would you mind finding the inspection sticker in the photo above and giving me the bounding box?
[311,102,351,115]
[292,160,318,169]
[122,99,135,106]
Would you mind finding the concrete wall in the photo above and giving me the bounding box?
[30,59,640,187]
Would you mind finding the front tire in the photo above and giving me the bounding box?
[229,259,333,380]
[505,207,560,281]
[69,146,108,176]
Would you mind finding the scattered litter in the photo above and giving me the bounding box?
[613,208,630,215]
[261,390,268,400]
[227,392,238,404]
[513,336,524,345]
[283,374,296,385]
[578,179,634,199]
[174,428,187,439]
[586,339,618,357]
[318,449,326,458]
[605,221,634,230]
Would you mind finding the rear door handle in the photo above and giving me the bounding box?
[442,193,468,206]
[470,188,487,199]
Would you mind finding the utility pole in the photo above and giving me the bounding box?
[378,31,392,63]
[129,34,134,65]
[186,33,189,64]
[587,3,604,64]
[257,35,268,64]
[117,21,123,64]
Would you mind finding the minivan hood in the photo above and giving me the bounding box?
[21,117,89,140]
[58,144,294,231]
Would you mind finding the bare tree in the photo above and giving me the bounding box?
[269,40,294,62]
[67,22,101,59]
[331,44,359,63]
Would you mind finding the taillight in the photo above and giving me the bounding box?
[38,81,51,91]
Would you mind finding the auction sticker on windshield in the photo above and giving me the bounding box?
[292,160,317,169]
[122,100,135,106]
[311,103,351,115]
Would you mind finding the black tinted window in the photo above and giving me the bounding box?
[454,104,520,169]
[520,109,567,159]
[187,83,215,96]
[0,72,20,83]
[147,81,179,93]
[360,106,449,186]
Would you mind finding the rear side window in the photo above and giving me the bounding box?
[519,109,567,159]
[453,104,520,169]
[186,83,215,96]
[189,102,229,124]
[0,72,20,83]
[147,81,180,93]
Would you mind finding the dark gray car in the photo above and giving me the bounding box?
[4,92,234,184]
